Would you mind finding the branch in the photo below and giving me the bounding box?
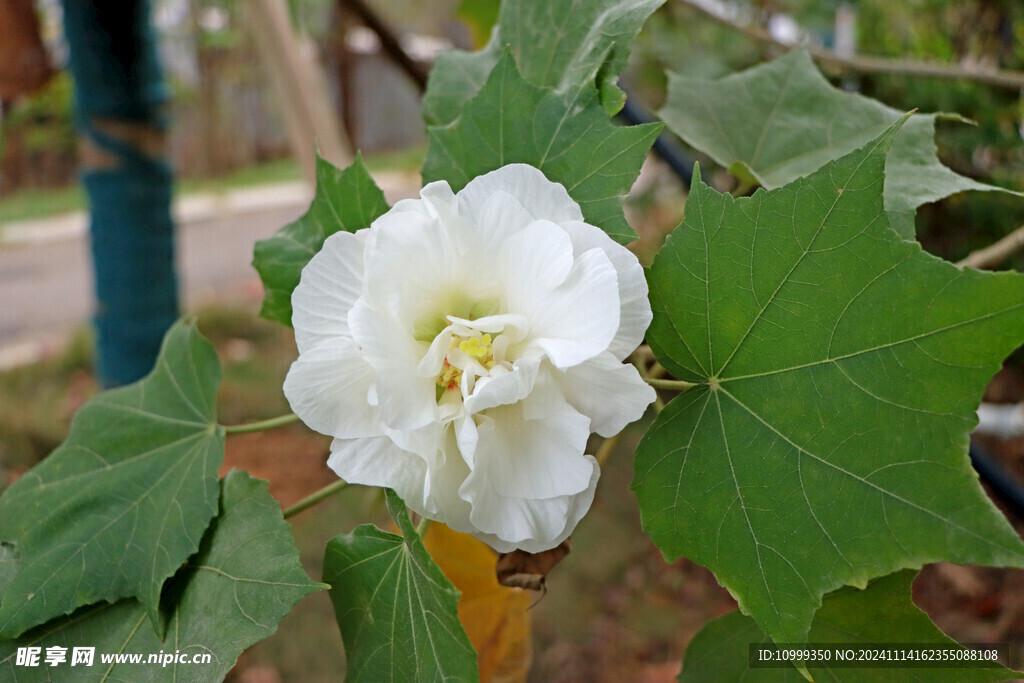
[957,223,1024,269]
[679,0,1024,91]
[338,0,428,93]
[645,377,698,391]
[283,479,349,518]
[223,412,301,435]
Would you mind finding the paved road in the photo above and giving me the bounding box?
[0,174,417,368]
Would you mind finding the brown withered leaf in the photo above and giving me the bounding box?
[496,541,571,592]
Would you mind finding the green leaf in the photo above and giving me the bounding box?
[0,321,224,639]
[0,544,16,596]
[423,50,661,244]
[0,471,324,681]
[883,113,1009,238]
[681,571,1020,682]
[658,49,1019,239]
[253,153,389,326]
[633,121,1024,648]
[423,0,664,127]
[323,489,478,682]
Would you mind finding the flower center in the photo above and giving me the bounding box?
[437,333,496,391]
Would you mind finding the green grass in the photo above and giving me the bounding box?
[0,326,95,478]
[361,142,427,174]
[0,144,426,226]
[0,159,303,225]
[178,157,302,196]
[0,185,87,225]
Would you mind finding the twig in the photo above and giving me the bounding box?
[631,347,671,410]
[645,377,698,391]
[338,0,428,93]
[283,479,349,518]
[648,362,668,380]
[223,412,301,435]
[958,224,1024,269]
[633,345,656,363]
[595,432,623,466]
[679,0,1024,91]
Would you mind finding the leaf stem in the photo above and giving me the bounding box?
[283,479,349,519]
[644,377,699,391]
[416,517,431,537]
[651,391,666,413]
[631,348,680,406]
[223,413,301,435]
[731,180,755,197]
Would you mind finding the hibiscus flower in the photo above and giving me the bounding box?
[284,164,654,552]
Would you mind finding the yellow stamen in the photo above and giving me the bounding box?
[437,359,462,390]
[436,333,497,395]
[459,334,492,358]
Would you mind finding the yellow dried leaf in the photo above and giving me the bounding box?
[423,523,532,683]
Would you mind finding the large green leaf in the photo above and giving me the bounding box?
[633,120,1024,647]
[0,544,16,595]
[681,571,1019,682]
[423,50,661,244]
[252,153,389,326]
[0,321,223,639]
[658,49,1019,239]
[423,0,664,126]
[0,471,325,681]
[323,489,478,682]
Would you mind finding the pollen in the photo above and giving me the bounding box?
[459,333,496,369]
[437,359,462,390]
[459,334,490,357]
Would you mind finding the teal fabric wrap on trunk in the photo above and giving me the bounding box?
[62,0,178,387]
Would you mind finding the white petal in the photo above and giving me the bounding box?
[457,164,583,225]
[362,203,460,321]
[465,380,592,499]
[560,220,651,359]
[463,356,541,415]
[466,456,600,553]
[416,326,454,378]
[453,412,480,468]
[348,299,436,430]
[452,190,535,260]
[418,180,460,223]
[283,338,380,439]
[525,248,621,368]
[446,313,529,338]
[327,436,427,509]
[420,427,474,531]
[555,352,656,437]
[383,421,444,463]
[499,220,575,311]
[291,230,367,354]
[383,180,457,230]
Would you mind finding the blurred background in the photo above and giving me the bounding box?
[2,0,1024,680]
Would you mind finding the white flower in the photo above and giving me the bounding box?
[284,164,655,552]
